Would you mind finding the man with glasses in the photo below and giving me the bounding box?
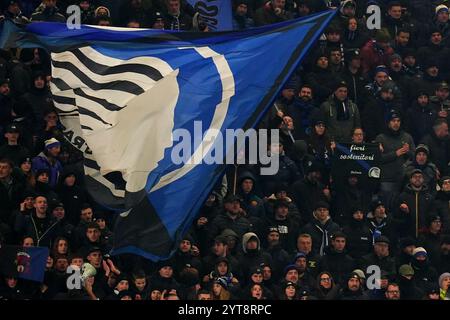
[385,283,401,300]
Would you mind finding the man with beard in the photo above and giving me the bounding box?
[263,227,290,281]
[264,200,299,252]
[385,283,401,300]
[395,169,435,238]
[232,0,254,31]
[363,81,403,143]
[364,65,390,100]
[338,272,368,300]
[420,118,450,176]
[318,231,355,285]
[287,84,319,139]
[402,144,438,194]
[293,252,315,290]
[375,112,415,210]
[386,54,409,104]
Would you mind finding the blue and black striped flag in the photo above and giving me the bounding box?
[0,11,335,261]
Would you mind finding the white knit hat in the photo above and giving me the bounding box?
[436,4,449,15]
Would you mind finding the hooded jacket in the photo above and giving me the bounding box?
[411,258,438,292]
[15,211,59,247]
[300,214,341,256]
[395,184,435,238]
[237,171,266,219]
[32,151,63,189]
[238,232,273,281]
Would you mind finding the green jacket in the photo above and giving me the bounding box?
[320,96,361,142]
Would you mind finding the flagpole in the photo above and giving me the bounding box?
[233,164,238,195]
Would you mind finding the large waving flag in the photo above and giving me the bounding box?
[1,11,335,261]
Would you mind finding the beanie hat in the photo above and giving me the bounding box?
[374,65,389,76]
[45,138,60,149]
[333,80,348,92]
[215,277,228,289]
[352,269,366,280]
[436,4,449,15]
[388,110,401,122]
[375,29,391,43]
[388,53,402,64]
[314,201,330,211]
[412,247,427,258]
[415,144,429,156]
[284,264,299,275]
[399,237,416,249]
[399,264,414,277]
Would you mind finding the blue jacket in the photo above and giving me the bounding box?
[32,152,63,188]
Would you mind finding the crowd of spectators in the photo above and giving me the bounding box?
[0,0,450,300]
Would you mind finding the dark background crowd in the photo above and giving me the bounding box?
[0,0,450,301]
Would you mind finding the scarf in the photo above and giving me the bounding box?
[333,95,350,121]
